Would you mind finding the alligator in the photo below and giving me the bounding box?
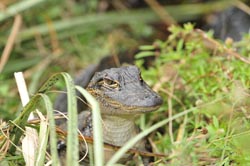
[55,65,163,165]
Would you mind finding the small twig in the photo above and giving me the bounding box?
[226,49,250,64]
[194,29,250,65]
[0,125,10,161]
[0,14,22,73]
[168,74,178,144]
[46,17,61,54]
[235,1,250,15]
[34,33,48,56]
[168,97,174,143]
[160,88,185,108]
[144,0,177,26]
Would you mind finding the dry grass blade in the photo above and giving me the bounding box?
[144,0,177,26]
[14,72,38,166]
[0,14,22,73]
[76,86,103,166]
[235,1,250,15]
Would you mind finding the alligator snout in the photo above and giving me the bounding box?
[141,91,163,108]
[151,94,163,106]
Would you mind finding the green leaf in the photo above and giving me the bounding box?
[213,116,219,129]
[63,74,79,166]
[76,86,103,166]
[36,94,56,166]
[139,45,155,51]
[135,51,155,59]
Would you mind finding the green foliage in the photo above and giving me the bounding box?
[136,23,250,165]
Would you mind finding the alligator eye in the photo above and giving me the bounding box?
[98,78,119,89]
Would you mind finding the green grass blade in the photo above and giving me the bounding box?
[38,94,59,166]
[0,0,47,22]
[2,57,42,74]
[38,72,79,165]
[76,86,103,166]
[35,117,49,166]
[8,95,41,153]
[61,74,79,166]
[38,72,80,165]
[35,94,49,166]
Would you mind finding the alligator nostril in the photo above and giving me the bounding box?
[157,96,163,105]
[151,94,163,105]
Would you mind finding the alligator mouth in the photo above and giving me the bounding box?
[123,104,162,113]
[100,100,162,115]
[118,95,163,113]
[96,91,163,114]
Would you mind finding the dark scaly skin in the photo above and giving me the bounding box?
[56,65,163,165]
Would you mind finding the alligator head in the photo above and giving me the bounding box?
[86,65,163,115]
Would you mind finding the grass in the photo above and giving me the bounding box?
[1,0,250,165]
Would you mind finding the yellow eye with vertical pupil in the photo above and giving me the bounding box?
[98,78,119,89]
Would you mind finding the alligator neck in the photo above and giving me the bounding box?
[101,115,138,146]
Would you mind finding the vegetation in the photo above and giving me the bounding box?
[136,24,250,165]
[1,0,250,165]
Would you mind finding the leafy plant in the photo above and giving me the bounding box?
[135,24,250,165]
